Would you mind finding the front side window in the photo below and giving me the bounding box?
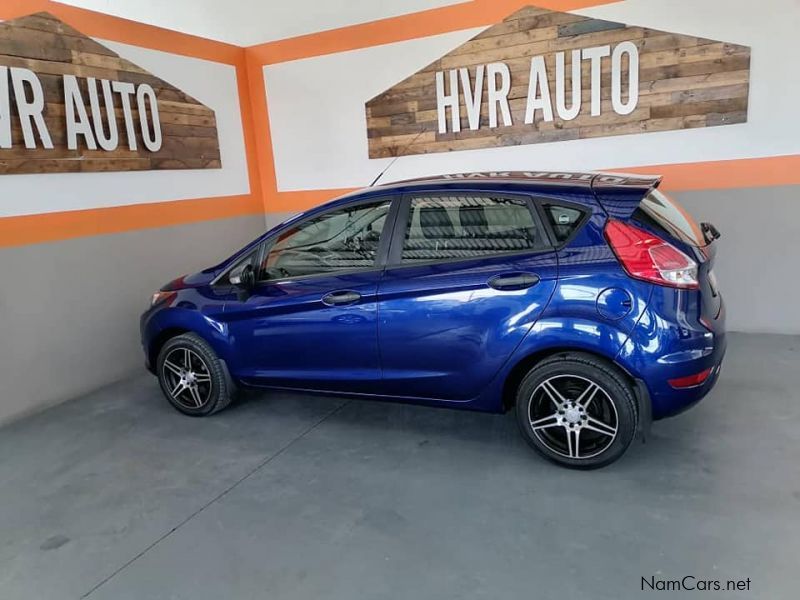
[259,199,391,280]
[400,195,547,264]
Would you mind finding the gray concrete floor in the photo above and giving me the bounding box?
[0,333,798,599]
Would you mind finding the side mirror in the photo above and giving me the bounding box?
[229,263,255,289]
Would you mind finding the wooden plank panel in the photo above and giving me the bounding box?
[0,11,221,175]
[0,158,81,174]
[558,19,624,37]
[70,51,149,74]
[449,26,560,56]
[366,4,751,158]
[0,54,120,79]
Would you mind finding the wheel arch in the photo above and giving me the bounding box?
[147,327,190,372]
[501,346,637,412]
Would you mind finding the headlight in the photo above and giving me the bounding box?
[150,291,175,307]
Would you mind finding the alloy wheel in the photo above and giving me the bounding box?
[528,374,619,459]
[161,347,213,410]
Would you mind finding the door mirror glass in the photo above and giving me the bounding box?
[229,263,255,289]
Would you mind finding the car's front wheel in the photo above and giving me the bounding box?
[156,333,234,416]
[516,353,638,469]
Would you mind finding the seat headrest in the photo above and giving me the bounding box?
[419,206,455,239]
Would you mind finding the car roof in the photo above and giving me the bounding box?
[335,170,662,201]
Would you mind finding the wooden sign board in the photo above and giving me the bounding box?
[0,12,221,175]
[366,5,751,158]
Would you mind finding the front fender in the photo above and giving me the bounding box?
[141,301,232,369]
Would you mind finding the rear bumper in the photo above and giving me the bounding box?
[618,290,726,420]
[652,341,726,419]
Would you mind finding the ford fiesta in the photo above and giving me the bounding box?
[140,171,725,469]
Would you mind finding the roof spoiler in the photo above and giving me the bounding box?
[590,172,662,220]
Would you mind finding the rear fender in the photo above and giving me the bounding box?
[473,315,639,413]
[474,269,653,413]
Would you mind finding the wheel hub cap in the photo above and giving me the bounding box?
[162,348,212,410]
[564,406,582,424]
[528,375,619,460]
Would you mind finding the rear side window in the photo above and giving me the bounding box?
[637,190,705,247]
[400,195,548,264]
[543,204,585,243]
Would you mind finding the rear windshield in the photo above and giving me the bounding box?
[635,190,706,247]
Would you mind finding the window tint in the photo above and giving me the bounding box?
[544,204,585,243]
[259,200,391,280]
[638,190,705,247]
[400,195,547,264]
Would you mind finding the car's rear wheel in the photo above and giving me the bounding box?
[515,353,637,469]
[156,333,234,416]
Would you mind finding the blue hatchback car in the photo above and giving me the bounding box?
[141,171,725,468]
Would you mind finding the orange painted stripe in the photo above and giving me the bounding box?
[6,154,794,248]
[262,155,800,214]
[248,0,618,64]
[234,58,264,208]
[618,155,800,192]
[0,195,263,249]
[0,0,242,64]
[245,51,277,215]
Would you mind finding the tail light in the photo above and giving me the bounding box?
[604,220,699,289]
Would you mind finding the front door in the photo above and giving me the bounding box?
[223,196,395,393]
[378,192,558,401]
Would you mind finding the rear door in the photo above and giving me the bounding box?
[377,191,558,401]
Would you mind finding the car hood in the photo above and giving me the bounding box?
[160,270,215,291]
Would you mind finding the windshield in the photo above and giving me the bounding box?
[638,190,706,247]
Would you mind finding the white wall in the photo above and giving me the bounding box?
[263,0,800,192]
[58,0,465,45]
[0,40,250,217]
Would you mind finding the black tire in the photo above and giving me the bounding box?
[156,333,234,416]
[515,353,638,469]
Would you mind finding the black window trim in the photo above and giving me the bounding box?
[385,189,555,270]
[534,197,591,250]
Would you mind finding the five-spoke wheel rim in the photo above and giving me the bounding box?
[162,347,212,410]
[528,374,618,459]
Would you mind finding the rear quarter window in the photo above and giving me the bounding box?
[543,204,585,243]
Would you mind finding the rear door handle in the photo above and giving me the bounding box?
[321,290,362,306]
[487,272,540,291]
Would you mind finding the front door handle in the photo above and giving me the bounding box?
[487,272,540,291]
[321,290,362,306]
